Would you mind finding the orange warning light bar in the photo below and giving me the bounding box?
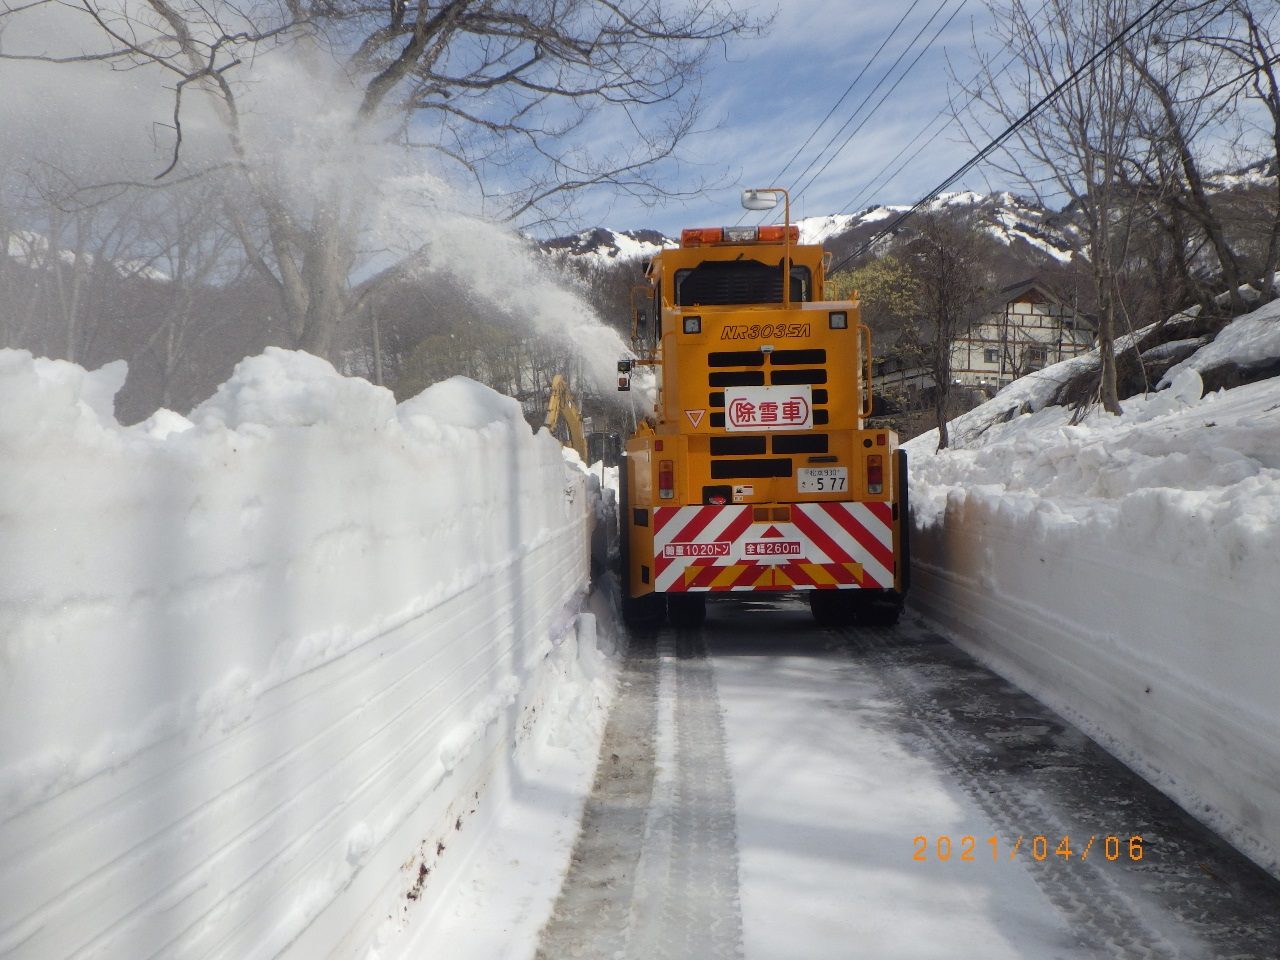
[681,227,724,246]
[757,224,801,243]
[680,225,801,246]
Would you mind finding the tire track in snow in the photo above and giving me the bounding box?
[625,630,743,960]
[535,630,743,960]
[534,639,658,960]
[835,620,1185,960]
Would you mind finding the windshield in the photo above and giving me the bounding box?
[674,259,811,306]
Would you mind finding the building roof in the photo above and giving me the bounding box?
[981,277,1095,332]
[999,277,1061,304]
[875,276,1093,355]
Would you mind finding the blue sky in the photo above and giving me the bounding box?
[0,0,1006,242]
[568,0,1005,236]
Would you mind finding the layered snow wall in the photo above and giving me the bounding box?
[0,348,606,959]
[906,305,1280,877]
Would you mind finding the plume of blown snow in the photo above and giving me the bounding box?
[0,4,646,415]
[372,175,643,408]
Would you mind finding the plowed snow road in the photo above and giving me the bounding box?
[535,598,1280,960]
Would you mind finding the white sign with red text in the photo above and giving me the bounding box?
[723,385,813,432]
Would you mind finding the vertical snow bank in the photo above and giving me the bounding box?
[905,312,1280,878]
[0,348,606,959]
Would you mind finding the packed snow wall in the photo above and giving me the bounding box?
[0,348,603,959]
[905,335,1280,878]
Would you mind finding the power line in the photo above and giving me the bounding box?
[770,0,926,189]
[785,0,960,207]
[838,113,952,217]
[792,0,969,207]
[828,0,1178,275]
[734,0,926,226]
[834,0,1055,217]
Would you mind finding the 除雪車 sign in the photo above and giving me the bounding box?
[723,386,812,432]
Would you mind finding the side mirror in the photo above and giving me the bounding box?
[617,358,633,392]
[742,189,780,211]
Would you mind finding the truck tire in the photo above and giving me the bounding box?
[856,595,903,626]
[618,452,630,589]
[667,592,707,629]
[808,589,856,628]
[622,592,667,630]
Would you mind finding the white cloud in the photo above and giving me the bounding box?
[562,1,1006,235]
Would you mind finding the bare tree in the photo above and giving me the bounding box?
[0,167,150,364]
[0,1,764,360]
[959,0,1160,415]
[1119,2,1252,313]
[897,214,995,450]
[1192,0,1280,301]
[125,182,247,408]
[0,193,45,351]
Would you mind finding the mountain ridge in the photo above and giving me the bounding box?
[536,190,1077,269]
[538,158,1278,272]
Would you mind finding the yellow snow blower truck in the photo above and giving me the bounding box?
[616,188,909,628]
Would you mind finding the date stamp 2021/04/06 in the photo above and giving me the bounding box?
[912,835,1144,863]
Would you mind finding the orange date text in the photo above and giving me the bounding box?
[911,835,1144,863]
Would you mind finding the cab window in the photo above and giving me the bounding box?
[674,259,812,306]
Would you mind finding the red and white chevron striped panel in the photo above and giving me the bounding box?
[652,502,895,593]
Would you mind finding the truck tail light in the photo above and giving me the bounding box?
[659,459,675,499]
[867,455,883,494]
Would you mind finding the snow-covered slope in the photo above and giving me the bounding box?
[538,227,675,264]
[0,349,613,959]
[827,191,1076,262]
[905,303,1280,877]
[543,191,1077,269]
[1206,157,1278,192]
[796,212,862,245]
[4,228,170,281]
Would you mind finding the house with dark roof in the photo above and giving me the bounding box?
[872,278,1095,403]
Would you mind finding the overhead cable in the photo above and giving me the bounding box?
[784,0,960,209]
[834,0,1055,217]
[827,0,1179,275]
[734,0,926,226]
[792,0,969,207]
[770,0,926,188]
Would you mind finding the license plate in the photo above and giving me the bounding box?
[798,467,848,493]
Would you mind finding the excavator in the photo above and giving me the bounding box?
[544,374,588,461]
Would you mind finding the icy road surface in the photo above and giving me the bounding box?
[534,598,1280,960]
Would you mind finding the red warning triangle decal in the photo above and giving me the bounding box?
[685,409,705,428]
[759,525,786,538]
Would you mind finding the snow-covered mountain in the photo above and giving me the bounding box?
[1206,157,1278,192]
[540,191,1077,270]
[5,227,171,281]
[798,191,1076,264]
[538,227,676,264]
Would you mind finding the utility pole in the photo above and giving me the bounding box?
[370,303,384,386]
